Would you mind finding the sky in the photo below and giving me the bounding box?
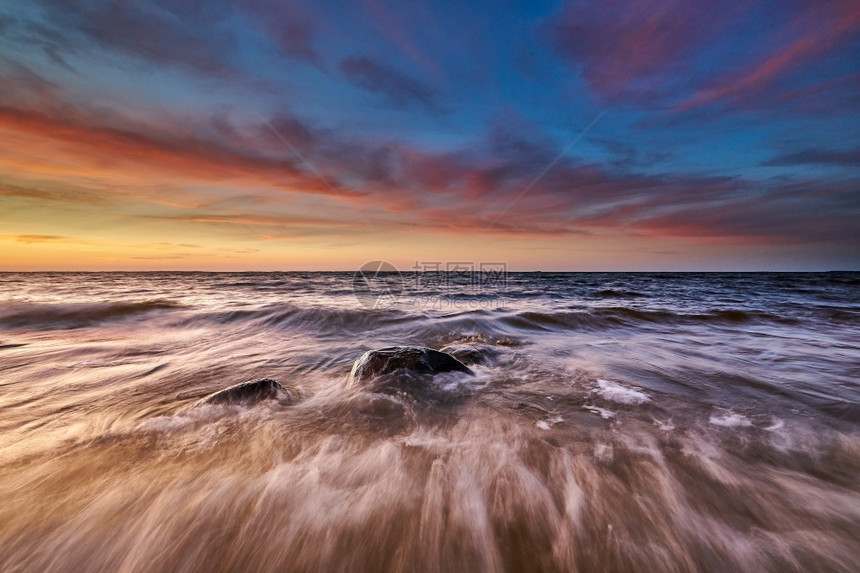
[0,0,858,271]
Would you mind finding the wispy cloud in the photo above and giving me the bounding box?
[339,56,440,112]
[764,147,860,168]
[14,234,69,244]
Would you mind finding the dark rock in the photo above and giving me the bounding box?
[347,347,475,402]
[194,378,296,407]
[349,346,473,385]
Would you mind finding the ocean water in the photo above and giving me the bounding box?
[0,271,858,572]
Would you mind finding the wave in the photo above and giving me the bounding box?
[501,306,803,332]
[2,294,850,342]
[171,303,413,337]
[167,303,829,338]
[594,289,648,299]
[0,300,184,329]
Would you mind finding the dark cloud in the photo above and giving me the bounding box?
[257,109,403,188]
[29,0,239,75]
[764,148,860,168]
[547,0,740,104]
[13,0,319,77]
[589,137,674,169]
[240,0,319,64]
[626,179,860,244]
[263,113,319,150]
[339,56,439,112]
[0,62,61,108]
[0,180,112,205]
[14,234,68,243]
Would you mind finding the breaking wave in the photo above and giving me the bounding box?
[0,300,184,329]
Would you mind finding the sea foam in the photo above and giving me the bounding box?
[596,379,650,405]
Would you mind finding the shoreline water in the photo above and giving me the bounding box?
[1,272,858,571]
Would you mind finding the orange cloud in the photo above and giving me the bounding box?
[0,107,347,199]
[14,234,70,244]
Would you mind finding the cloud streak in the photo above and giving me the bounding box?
[339,56,440,112]
[764,148,860,168]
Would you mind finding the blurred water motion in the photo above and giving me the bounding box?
[0,272,858,572]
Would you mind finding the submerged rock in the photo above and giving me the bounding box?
[348,346,474,401]
[194,378,296,407]
[349,346,473,384]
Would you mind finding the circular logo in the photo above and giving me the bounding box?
[352,260,403,309]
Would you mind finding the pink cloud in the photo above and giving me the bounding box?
[549,0,860,112]
[677,1,860,111]
[550,0,743,102]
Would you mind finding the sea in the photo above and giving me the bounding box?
[0,271,858,572]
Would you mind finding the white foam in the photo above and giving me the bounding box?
[136,414,196,432]
[596,379,650,405]
[594,443,613,463]
[653,418,675,431]
[764,418,785,432]
[584,405,616,419]
[536,416,563,430]
[435,369,490,392]
[709,412,752,428]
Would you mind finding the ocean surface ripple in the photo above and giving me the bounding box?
[0,272,858,572]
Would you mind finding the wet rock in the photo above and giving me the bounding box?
[348,346,474,401]
[349,346,473,384]
[194,378,296,407]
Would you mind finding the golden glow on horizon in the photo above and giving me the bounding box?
[0,228,799,272]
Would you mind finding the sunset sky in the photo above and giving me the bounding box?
[1,0,858,271]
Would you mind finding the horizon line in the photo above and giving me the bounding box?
[0,269,856,274]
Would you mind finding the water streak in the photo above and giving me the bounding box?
[0,272,858,571]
